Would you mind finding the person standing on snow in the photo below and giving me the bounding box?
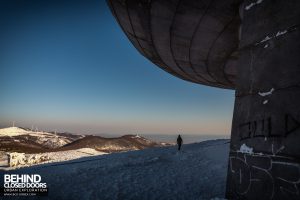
[177,135,183,151]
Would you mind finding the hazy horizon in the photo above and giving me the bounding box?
[0,124,230,136]
[0,125,230,144]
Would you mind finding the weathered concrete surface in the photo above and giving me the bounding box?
[226,0,300,199]
[107,0,300,199]
[107,0,241,89]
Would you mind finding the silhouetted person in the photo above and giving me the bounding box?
[177,135,183,151]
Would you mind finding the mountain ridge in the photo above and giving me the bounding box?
[0,127,170,153]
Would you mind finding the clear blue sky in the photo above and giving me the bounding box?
[0,0,234,136]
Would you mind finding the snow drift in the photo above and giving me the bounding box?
[7,148,107,168]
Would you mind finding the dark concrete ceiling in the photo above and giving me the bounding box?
[107,0,241,89]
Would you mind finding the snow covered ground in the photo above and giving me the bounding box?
[0,139,229,200]
[6,148,107,168]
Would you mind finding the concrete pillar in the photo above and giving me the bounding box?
[226,0,300,199]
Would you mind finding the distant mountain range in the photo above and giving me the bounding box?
[59,135,164,153]
[0,127,169,153]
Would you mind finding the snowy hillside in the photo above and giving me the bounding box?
[0,127,30,136]
[1,139,230,200]
[0,127,84,151]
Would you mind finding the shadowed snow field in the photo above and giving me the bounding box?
[0,139,229,200]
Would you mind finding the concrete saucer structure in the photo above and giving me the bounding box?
[107,0,300,199]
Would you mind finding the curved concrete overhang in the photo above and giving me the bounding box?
[107,0,241,89]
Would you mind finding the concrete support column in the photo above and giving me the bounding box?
[226,0,300,199]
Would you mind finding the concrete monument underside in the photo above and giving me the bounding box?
[107,0,300,199]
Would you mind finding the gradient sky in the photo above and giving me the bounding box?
[0,0,235,136]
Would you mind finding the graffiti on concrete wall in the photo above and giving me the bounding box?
[228,113,300,199]
[238,114,300,140]
[229,151,300,199]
